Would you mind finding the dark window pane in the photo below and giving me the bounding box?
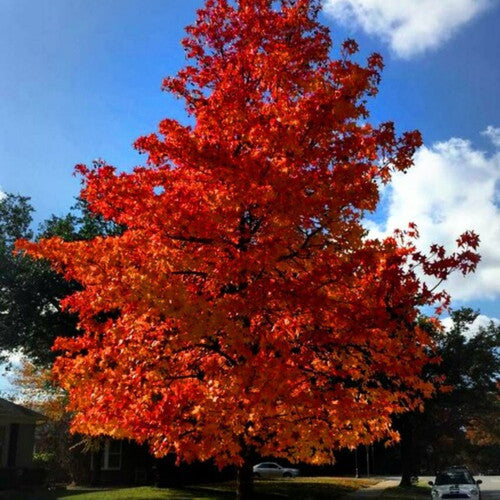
[107,454,121,469]
[108,440,122,454]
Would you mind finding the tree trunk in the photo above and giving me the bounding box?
[399,414,414,487]
[237,456,254,500]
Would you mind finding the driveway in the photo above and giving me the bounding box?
[463,475,499,500]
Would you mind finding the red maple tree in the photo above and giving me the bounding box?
[19,0,480,496]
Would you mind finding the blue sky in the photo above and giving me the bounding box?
[0,1,499,390]
[1,1,498,214]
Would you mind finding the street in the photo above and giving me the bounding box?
[467,475,499,500]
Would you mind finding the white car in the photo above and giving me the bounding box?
[429,470,482,499]
[253,462,299,478]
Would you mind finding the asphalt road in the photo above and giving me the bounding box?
[421,475,500,499]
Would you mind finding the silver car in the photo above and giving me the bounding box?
[429,470,482,499]
[253,462,299,478]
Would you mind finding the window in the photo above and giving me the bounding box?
[102,440,122,471]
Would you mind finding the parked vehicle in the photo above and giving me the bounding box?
[252,462,299,478]
[429,469,482,499]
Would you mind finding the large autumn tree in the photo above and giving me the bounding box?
[18,0,479,497]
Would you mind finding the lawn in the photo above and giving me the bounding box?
[0,477,380,500]
[0,486,213,500]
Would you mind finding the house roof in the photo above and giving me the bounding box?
[0,397,46,424]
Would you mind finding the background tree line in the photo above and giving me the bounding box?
[0,192,121,483]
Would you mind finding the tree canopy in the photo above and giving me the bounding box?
[18,0,480,492]
[415,308,499,472]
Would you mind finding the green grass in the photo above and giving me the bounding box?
[2,486,219,500]
[0,477,380,500]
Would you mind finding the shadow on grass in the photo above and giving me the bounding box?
[0,477,377,500]
[191,477,376,500]
[0,488,113,500]
[1,486,228,500]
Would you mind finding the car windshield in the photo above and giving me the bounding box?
[435,472,474,485]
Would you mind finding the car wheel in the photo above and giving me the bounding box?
[283,472,292,478]
[254,473,261,478]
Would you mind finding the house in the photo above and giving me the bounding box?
[0,398,228,488]
[86,438,232,487]
[0,397,46,488]
[88,439,157,485]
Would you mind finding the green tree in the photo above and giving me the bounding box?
[424,308,499,471]
[0,192,122,482]
[0,193,120,366]
[397,308,499,483]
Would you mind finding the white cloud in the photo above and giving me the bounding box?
[323,0,493,58]
[441,314,499,338]
[367,128,500,301]
[0,350,25,368]
[0,350,25,394]
[482,126,500,148]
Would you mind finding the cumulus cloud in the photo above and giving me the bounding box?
[482,126,500,148]
[366,128,500,301]
[323,0,493,58]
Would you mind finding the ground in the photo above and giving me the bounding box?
[0,477,379,500]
